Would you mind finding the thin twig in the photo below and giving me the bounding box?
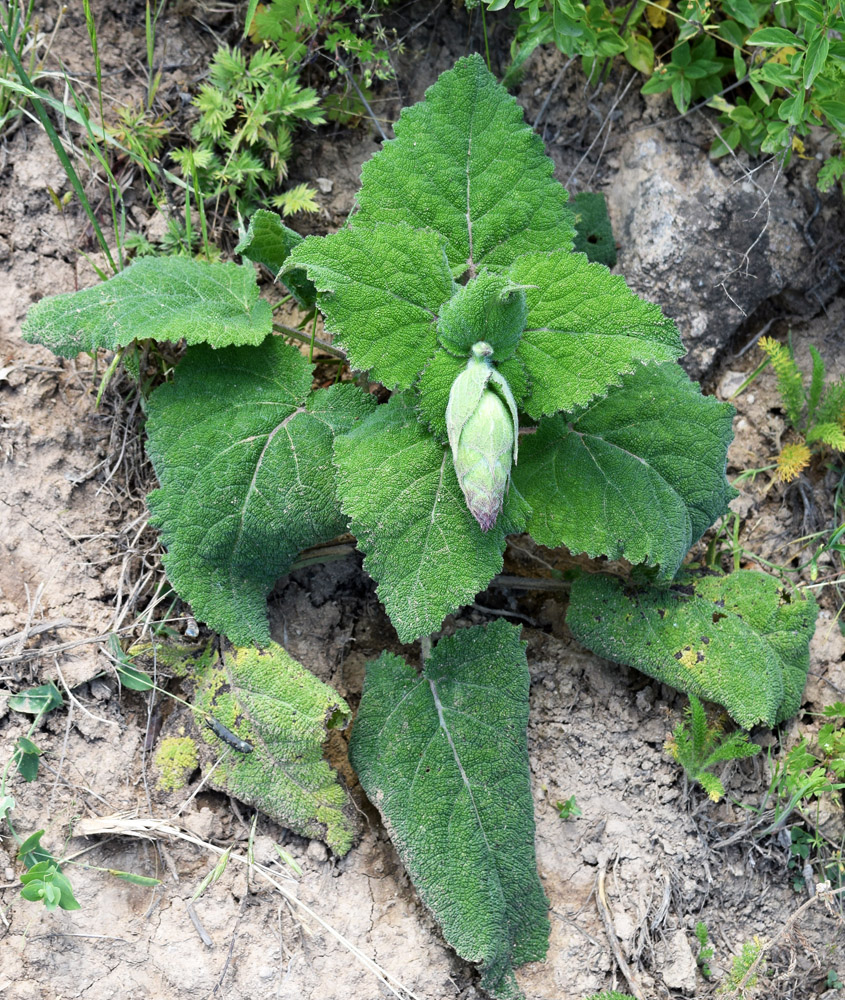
[0,619,74,651]
[566,73,637,189]
[533,58,574,131]
[596,859,646,1000]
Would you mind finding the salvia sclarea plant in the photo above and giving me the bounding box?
[23,56,817,999]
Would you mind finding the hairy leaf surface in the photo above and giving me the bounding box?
[194,643,357,855]
[334,395,529,642]
[514,364,736,580]
[235,208,316,307]
[350,621,548,998]
[22,257,272,356]
[285,223,456,388]
[146,337,375,645]
[567,571,818,727]
[354,54,575,275]
[508,251,684,417]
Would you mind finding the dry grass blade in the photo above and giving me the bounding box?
[74,814,421,1000]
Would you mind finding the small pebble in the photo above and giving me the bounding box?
[89,679,111,702]
[306,840,328,863]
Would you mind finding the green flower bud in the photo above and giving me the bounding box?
[446,342,519,532]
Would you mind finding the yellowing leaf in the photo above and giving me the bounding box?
[776,441,812,482]
[769,46,799,65]
[646,0,671,29]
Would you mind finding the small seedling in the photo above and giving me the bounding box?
[665,696,760,801]
[555,796,582,820]
[695,920,715,978]
[826,969,844,990]
[19,861,80,912]
[718,937,763,995]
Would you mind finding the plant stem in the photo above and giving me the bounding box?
[272,322,345,360]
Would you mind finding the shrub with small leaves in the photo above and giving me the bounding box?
[483,1,845,191]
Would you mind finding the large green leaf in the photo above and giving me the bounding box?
[508,251,684,417]
[514,364,736,580]
[21,257,272,356]
[146,337,375,645]
[334,395,529,642]
[349,621,548,999]
[193,642,357,855]
[567,570,819,728]
[354,53,575,275]
[284,223,456,389]
[235,208,316,307]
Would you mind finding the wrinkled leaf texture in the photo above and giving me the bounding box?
[567,570,818,727]
[22,257,272,356]
[235,208,317,307]
[514,364,737,581]
[350,621,548,999]
[193,643,358,855]
[146,336,375,645]
[334,394,529,642]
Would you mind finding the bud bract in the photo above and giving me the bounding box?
[446,342,519,532]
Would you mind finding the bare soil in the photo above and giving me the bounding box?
[1,4,843,999]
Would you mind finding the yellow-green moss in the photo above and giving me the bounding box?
[154,736,199,792]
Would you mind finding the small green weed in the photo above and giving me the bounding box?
[757,337,845,483]
[555,795,582,820]
[177,1,398,218]
[718,936,763,995]
[665,695,760,801]
[695,920,715,979]
[173,44,325,218]
[4,678,166,913]
[249,0,397,96]
[760,704,845,892]
[827,968,845,990]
